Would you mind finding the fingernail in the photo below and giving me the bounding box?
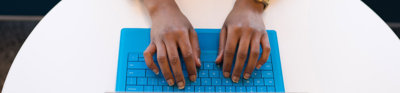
[232,76,239,83]
[167,79,174,86]
[177,81,185,89]
[256,65,262,69]
[153,69,159,75]
[223,72,230,77]
[189,75,197,81]
[197,58,201,63]
[244,73,251,79]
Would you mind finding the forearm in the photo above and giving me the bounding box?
[143,0,182,18]
[233,0,265,14]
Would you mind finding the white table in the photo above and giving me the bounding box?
[3,0,400,93]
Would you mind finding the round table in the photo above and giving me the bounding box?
[3,0,400,93]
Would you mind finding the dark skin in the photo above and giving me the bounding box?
[143,0,271,89]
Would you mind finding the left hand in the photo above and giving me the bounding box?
[215,0,271,83]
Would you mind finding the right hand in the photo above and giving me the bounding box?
[143,0,201,89]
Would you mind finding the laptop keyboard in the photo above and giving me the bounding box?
[125,51,275,92]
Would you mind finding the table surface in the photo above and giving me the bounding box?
[3,0,400,93]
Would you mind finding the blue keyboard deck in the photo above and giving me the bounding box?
[116,28,285,92]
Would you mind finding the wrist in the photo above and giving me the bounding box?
[144,0,182,17]
[233,0,265,14]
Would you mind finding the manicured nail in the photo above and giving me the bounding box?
[244,73,251,79]
[197,58,201,63]
[197,58,201,66]
[177,81,185,89]
[190,75,197,81]
[167,79,174,86]
[256,65,262,69]
[232,76,239,83]
[153,69,159,75]
[223,72,230,77]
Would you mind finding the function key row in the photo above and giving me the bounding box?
[127,77,275,86]
[127,69,274,79]
[126,85,275,92]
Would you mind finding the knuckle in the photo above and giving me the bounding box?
[174,73,184,78]
[250,50,260,56]
[157,56,167,62]
[224,49,235,56]
[263,46,271,52]
[143,51,151,57]
[237,52,248,59]
[182,51,193,59]
[169,56,180,65]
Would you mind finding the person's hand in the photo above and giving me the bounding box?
[215,0,271,83]
[143,0,201,89]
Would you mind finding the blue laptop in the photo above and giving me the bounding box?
[116,28,285,92]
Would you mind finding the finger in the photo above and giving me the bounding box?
[222,27,240,78]
[143,42,160,75]
[178,34,198,82]
[243,33,262,79]
[231,31,251,83]
[216,26,227,64]
[165,41,186,89]
[189,29,201,67]
[256,33,271,69]
[155,42,175,86]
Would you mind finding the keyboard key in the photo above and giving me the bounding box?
[185,86,195,92]
[174,86,185,92]
[262,71,273,78]
[139,53,144,58]
[158,78,168,85]
[222,78,232,85]
[257,86,267,92]
[127,70,145,77]
[214,64,222,69]
[247,86,257,92]
[267,86,275,92]
[233,78,243,86]
[226,86,235,92]
[195,86,204,92]
[191,78,201,85]
[199,70,209,77]
[185,79,191,86]
[137,78,147,85]
[163,86,173,92]
[243,79,254,86]
[138,57,145,61]
[212,78,221,85]
[254,78,264,85]
[126,86,143,92]
[127,78,136,85]
[144,86,153,92]
[201,78,211,85]
[216,86,225,92]
[128,53,138,62]
[204,63,214,69]
[264,79,274,85]
[261,63,273,70]
[128,62,147,69]
[252,71,262,78]
[205,86,215,92]
[147,78,157,85]
[154,86,162,92]
[236,86,246,92]
[146,70,156,77]
[209,70,219,77]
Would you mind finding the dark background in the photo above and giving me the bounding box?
[0,0,399,92]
